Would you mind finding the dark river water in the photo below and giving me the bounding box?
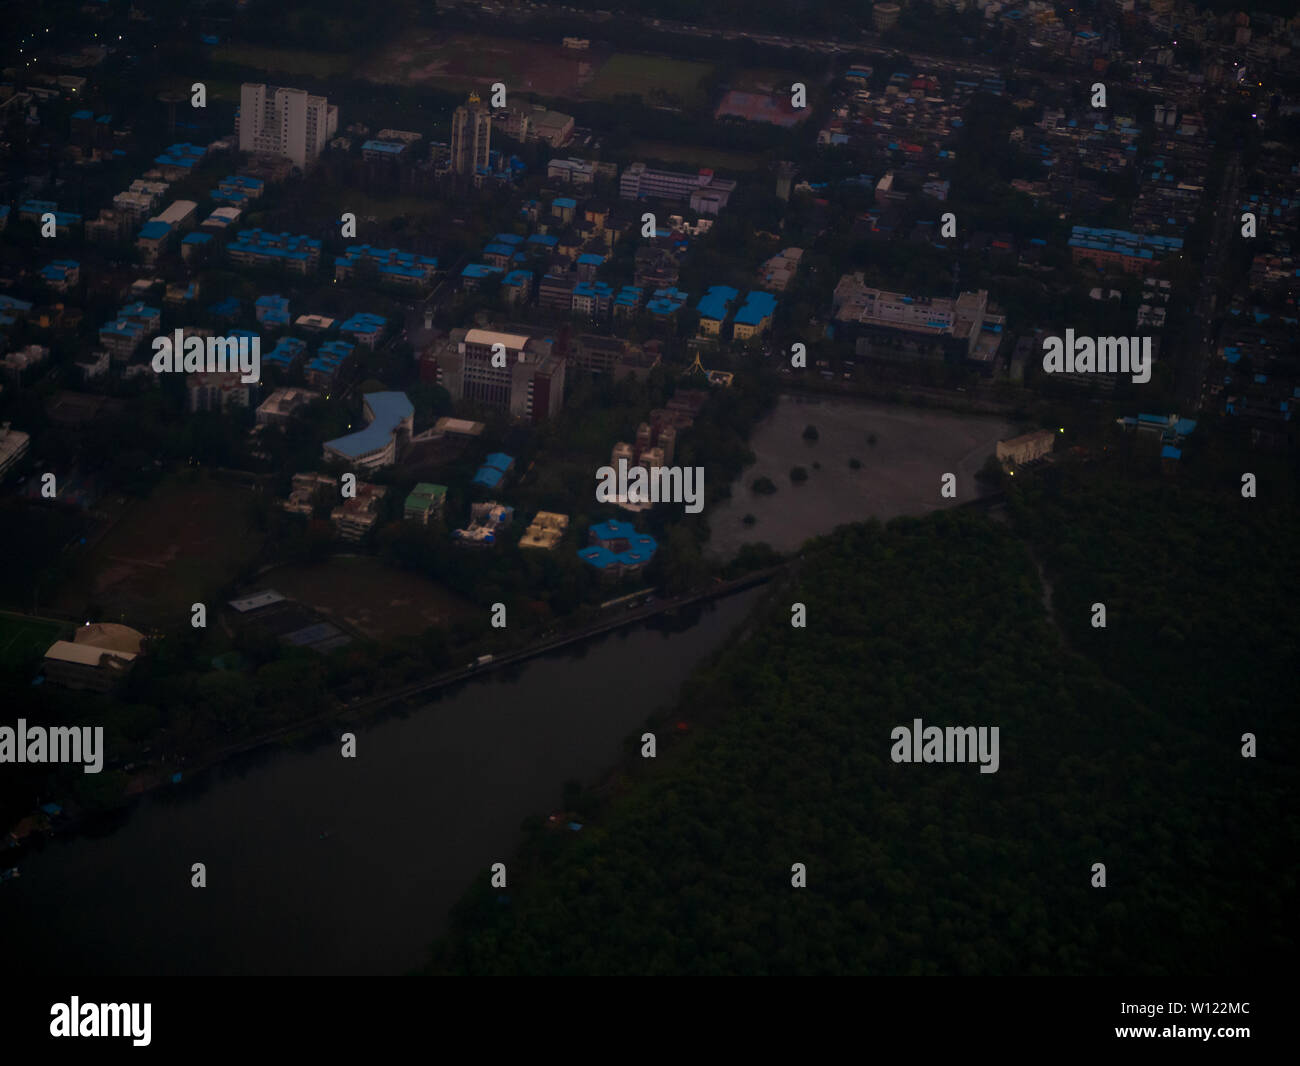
[4,588,763,976]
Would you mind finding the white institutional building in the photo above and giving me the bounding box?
[237,84,338,168]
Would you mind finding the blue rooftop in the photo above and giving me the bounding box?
[323,391,412,460]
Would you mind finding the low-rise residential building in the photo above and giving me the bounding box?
[331,481,388,541]
[453,501,514,546]
[256,386,317,426]
[334,244,438,288]
[229,229,322,273]
[403,482,447,524]
[39,259,80,291]
[188,371,251,413]
[520,510,569,549]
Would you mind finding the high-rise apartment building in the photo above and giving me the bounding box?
[450,93,492,176]
[238,84,337,168]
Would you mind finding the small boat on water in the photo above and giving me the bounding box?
[1,867,20,882]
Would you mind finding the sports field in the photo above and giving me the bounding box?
[0,614,63,671]
[584,53,714,108]
[366,31,596,97]
[50,477,264,628]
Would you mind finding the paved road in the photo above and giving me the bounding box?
[1178,150,1242,413]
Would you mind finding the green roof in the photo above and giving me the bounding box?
[405,483,447,509]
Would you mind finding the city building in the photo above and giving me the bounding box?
[732,290,778,340]
[187,371,252,413]
[1068,226,1185,275]
[42,623,145,692]
[322,391,413,470]
[996,429,1056,468]
[697,285,740,336]
[520,510,569,550]
[256,386,317,426]
[873,3,901,31]
[334,245,438,288]
[237,83,337,168]
[39,259,80,291]
[547,157,596,186]
[619,163,737,215]
[280,472,334,516]
[472,452,515,490]
[429,328,566,423]
[453,502,514,546]
[450,93,491,176]
[758,247,803,292]
[832,274,990,360]
[404,483,447,524]
[228,229,322,274]
[578,519,658,578]
[330,481,387,541]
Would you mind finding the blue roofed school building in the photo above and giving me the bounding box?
[732,290,778,339]
[578,519,658,579]
[697,285,739,336]
[471,452,515,490]
[322,391,413,470]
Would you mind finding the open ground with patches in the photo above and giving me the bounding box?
[583,53,714,109]
[257,556,475,641]
[364,31,601,97]
[364,32,717,111]
[50,477,264,628]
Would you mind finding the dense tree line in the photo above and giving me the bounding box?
[426,500,1293,974]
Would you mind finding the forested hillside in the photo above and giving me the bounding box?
[429,499,1294,975]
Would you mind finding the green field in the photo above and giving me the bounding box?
[212,45,353,78]
[0,614,63,671]
[631,139,764,172]
[586,54,714,108]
